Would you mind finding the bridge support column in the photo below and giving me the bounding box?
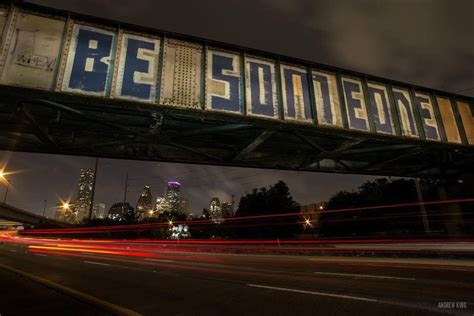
[437,179,466,237]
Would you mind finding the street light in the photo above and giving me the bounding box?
[0,170,11,204]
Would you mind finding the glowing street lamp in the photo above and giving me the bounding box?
[0,170,11,204]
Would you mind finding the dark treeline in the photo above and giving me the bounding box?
[319,178,474,238]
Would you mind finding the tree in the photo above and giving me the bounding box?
[233,181,300,238]
[318,178,431,237]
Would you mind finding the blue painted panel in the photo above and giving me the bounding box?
[206,50,241,113]
[414,92,441,141]
[367,83,395,135]
[281,65,312,122]
[342,77,369,131]
[245,57,278,119]
[312,71,343,127]
[392,88,419,137]
[62,24,115,96]
[115,34,160,102]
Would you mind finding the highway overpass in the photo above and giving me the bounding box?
[0,202,66,227]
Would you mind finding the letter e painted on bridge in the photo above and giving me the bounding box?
[414,92,441,141]
[457,100,474,145]
[392,88,419,138]
[342,77,369,132]
[112,33,160,102]
[367,83,395,135]
[205,50,242,113]
[245,56,279,119]
[437,97,462,144]
[311,71,343,128]
[61,24,115,96]
[280,65,313,123]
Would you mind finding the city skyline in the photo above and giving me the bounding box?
[0,150,378,217]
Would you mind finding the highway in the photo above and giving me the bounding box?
[1,236,474,315]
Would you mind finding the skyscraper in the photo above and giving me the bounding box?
[73,168,95,223]
[155,197,168,214]
[107,202,134,222]
[92,203,107,219]
[165,181,183,214]
[208,197,223,223]
[136,185,153,220]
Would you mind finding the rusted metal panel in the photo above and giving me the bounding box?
[160,38,202,109]
[0,12,65,90]
[0,6,9,44]
[457,100,474,145]
[437,96,462,144]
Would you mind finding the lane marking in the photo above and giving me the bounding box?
[84,261,111,267]
[9,249,16,252]
[314,271,415,281]
[144,258,175,263]
[308,257,474,269]
[34,254,48,257]
[0,262,141,316]
[247,284,377,302]
[336,262,474,272]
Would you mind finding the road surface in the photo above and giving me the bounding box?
[1,237,474,315]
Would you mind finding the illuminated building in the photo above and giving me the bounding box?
[73,168,95,222]
[208,197,223,223]
[92,203,107,219]
[136,185,153,220]
[155,197,168,214]
[170,224,191,239]
[107,202,134,222]
[165,181,182,214]
[205,195,234,223]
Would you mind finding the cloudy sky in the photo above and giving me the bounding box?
[1,0,472,216]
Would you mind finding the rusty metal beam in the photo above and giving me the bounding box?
[233,130,276,161]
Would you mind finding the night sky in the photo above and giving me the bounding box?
[0,0,472,216]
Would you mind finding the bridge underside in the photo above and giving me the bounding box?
[0,85,473,179]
